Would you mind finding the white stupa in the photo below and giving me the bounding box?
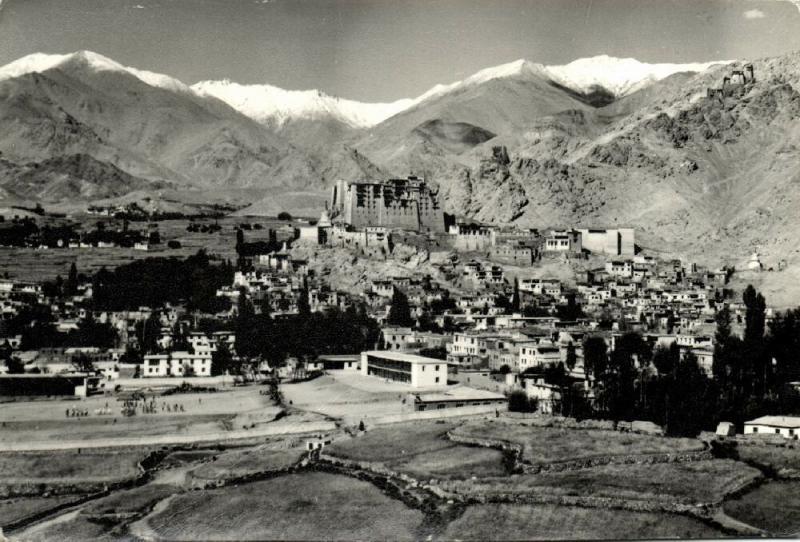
[747,251,763,271]
[318,209,332,229]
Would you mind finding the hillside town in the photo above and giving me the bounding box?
[6,0,800,536]
[1,175,796,442]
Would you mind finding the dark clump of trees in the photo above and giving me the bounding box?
[15,308,119,350]
[387,288,414,327]
[277,212,292,221]
[508,389,538,412]
[91,250,234,313]
[232,291,380,368]
[576,284,800,438]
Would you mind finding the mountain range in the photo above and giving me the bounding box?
[3,48,800,303]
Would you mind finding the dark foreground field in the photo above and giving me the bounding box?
[325,420,508,480]
[140,472,426,541]
[724,480,800,535]
[442,503,725,540]
[8,417,800,540]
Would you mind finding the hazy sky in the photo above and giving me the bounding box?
[1,0,799,101]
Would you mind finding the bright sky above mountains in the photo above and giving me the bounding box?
[0,0,798,102]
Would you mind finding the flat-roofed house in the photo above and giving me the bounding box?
[406,386,507,412]
[744,416,800,439]
[143,351,213,377]
[360,350,447,387]
[519,344,562,371]
[544,230,582,253]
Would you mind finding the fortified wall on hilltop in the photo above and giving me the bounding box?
[329,177,445,233]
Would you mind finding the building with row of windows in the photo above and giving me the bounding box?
[360,350,447,387]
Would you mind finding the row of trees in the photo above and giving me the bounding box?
[570,285,800,436]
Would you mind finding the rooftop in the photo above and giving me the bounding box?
[745,415,800,428]
[414,386,506,403]
[363,350,444,365]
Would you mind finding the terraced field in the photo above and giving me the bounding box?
[442,459,761,505]
[724,480,800,536]
[325,420,508,480]
[452,419,704,465]
[441,503,726,540]
[0,449,147,488]
[188,446,304,483]
[139,472,426,540]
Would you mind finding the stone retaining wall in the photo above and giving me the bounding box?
[519,449,713,474]
[314,450,720,520]
[428,483,713,517]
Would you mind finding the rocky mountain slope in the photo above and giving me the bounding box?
[418,54,800,278]
[3,49,800,279]
[0,51,383,205]
[0,153,170,201]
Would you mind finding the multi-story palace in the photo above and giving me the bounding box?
[329,176,445,233]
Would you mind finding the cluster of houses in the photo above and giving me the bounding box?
[0,174,789,431]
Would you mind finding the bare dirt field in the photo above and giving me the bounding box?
[441,503,726,540]
[452,419,704,465]
[137,472,426,541]
[282,374,409,423]
[0,386,285,449]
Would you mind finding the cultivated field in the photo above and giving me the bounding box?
[188,445,304,483]
[0,216,283,283]
[0,495,82,528]
[325,420,507,480]
[17,484,186,541]
[735,443,800,473]
[139,472,426,540]
[157,449,221,470]
[452,419,704,465]
[724,480,800,535]
[444,460,761,505]
[0,449,146,487]
[441,503,726,540]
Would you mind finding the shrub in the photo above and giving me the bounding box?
[508,390,536,412]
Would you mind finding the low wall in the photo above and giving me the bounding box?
[502,413,615,431]
[429,482,713,517]
[518,449,713,474]
[315,451,716,520]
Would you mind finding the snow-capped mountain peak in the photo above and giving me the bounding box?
[191,79,413,129]
[0,50,192,93]
[0,51,730,131]
[543,54,731,96]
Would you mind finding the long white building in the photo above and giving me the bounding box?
[360,350,447,387]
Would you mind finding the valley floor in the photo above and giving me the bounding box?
[3,375,799,540]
